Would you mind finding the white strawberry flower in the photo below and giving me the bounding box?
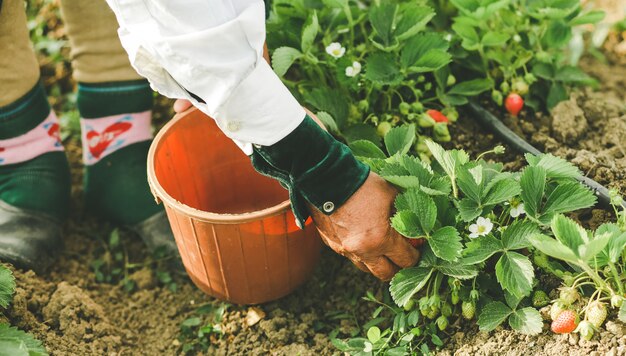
[468,217,493,238]
[345,61,362,77]
[510,202,525,218]
[326,42,346,58]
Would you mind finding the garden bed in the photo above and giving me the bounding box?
[1,56,623,355]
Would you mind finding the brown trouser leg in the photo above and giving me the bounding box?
[0,0,40,106]
[58,0,141,83]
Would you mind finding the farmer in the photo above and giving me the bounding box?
[0,0,420,280]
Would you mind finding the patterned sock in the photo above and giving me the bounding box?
[0,82,71,221]
[78,79,161,225]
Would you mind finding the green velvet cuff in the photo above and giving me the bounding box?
[251,115,370,228]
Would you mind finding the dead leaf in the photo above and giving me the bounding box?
[245,307,266,327]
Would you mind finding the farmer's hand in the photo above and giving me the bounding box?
[309,173,420,281]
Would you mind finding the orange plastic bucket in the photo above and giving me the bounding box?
[147,108,322,304]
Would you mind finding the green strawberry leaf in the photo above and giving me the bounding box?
[0,339,29,356]
[384,125,416,156]
[483,178,521,206]
[458,198,482,222]
[543,182,597,217]
[389,267,433,308]
[0,265,15,308]
[578,232,612,262]
[365,52,403,85]
[395,5,436,41]
[400,189,437,234]
[501,220,540,250]
[315,112,340,135]
[301,11,319,53]
[520,165,546,218]
[478,302,512,332]
[457,164,483,203]
[551,214,587,253]
[428,226,462,262]
[0,324,47,356]
[271,47,303,77]
[383,175,421,189]
[349,140,386,159]
[509,307,543,335]
[525,153,581,179]
[463,235,502,264]
[399,156,433,183]
[528,234,578,263]
[495,251,534,297]
[391,211,423,238]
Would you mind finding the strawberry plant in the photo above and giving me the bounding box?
[528,188,626,339]
[0,264,48,355]
[267,0,490,147]
[337,124,603,353]
[447,0,604,111]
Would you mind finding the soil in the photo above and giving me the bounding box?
[4,9,626,355]
[497,57,626,196]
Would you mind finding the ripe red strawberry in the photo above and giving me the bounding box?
[406,238,424,248]
[426,109,449,124]
[461,301,475,320]
[505,93,524,117]
[551,310,578,334]
[586,301,607,329]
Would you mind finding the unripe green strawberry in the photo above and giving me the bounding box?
[358,99,369,112]
[433,123,451,142]
[417,113,436,128]
[550,301,567,321]
[436,316,449,331]
[559,286,580,305]
[533,252,550,269]
[586,301,607,329]
[404,299,416,311]
[450,290,460,305]
[411,101,424,112]
[462,301,475,320]
[425,306,439,320]
[469,289,480,301]
[512,79,529,95]
[441,302,453,317]
[447,75,456,87]
[576,320,595,341]
[551,310,578,334]
[399,102,411,115]
[377,122,392,137]
[611,295,624,308]
[532,290,550,308]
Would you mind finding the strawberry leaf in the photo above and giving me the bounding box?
[0,265,15,308]
[349,140,386,159]
[384,125,416,156]
[520,165,546,219]
[463,235,502,264]
[389,267,433,307]
[501,220,540,250]
[0,324,47,356]
[509,307,543,335]
[428,226,462,262]
[495,251,534,298]
[478,302,512,332]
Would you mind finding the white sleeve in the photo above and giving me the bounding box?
[105,0,305,152]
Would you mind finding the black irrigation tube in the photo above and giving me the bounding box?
[467,101,626,210]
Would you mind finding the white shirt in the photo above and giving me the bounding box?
[105,0,305,154]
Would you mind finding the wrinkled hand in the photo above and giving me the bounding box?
[309,173,420,281]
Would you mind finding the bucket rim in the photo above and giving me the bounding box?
[147,107,292,224]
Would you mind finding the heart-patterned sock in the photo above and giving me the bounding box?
[78,80,162,225]
[0,82,71,221]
